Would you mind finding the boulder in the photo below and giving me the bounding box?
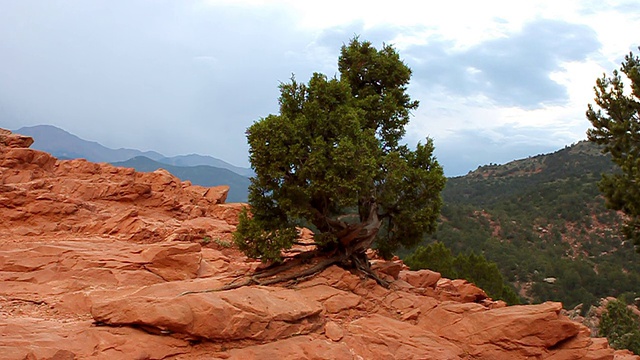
[0,129,34,148]
[140,242,202,281]
[90,286,324,341]
[399,269,442,288]
[417,301,602,359]
[371,260,404,279]
[324,321,344,341]
[435,278,488,302]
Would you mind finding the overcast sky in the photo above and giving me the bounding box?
[0,1,638,176]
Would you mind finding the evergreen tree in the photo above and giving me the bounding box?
[404,242,521,304]
[404,242,456,278]
[587,48,640,249]
[234,38,446,267]
[599,299,640,354]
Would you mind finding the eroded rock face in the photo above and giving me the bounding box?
[0,129,243,243]
[0,128,34,149]
[0,128,637,360]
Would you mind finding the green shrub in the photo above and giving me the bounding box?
[599,299,640,354]
[404,242,521,304]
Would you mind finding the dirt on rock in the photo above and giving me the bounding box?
[0,128,637,360]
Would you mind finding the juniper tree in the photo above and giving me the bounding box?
[587,48,640,249]
[234,37,446,270]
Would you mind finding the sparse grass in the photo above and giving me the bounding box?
[213,237,233,248]
[201,236,233,248]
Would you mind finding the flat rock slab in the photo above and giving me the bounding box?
[225,335,355,360]
[0,318,190,360]
[91,285,324,341]
[344,314,466,360]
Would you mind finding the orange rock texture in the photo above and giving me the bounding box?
[0,128,637,359]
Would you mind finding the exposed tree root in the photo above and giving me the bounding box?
[178,250,388,297]
[350,253,390,288]
[179,253,340,296]
[178,199,390,297]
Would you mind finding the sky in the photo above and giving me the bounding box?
[0,1,638,176]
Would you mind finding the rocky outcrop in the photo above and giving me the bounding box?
[0,129,243,243]
[0,128,34,148]
[0,128,638,359]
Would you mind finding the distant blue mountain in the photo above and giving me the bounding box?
[15,124,253,176]
[13,125,164,162]
[113,156,249,203]
[157,154,254,177]
[14,124,250,202]
[16,125,165,163]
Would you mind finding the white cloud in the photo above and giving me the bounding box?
[1,0,638,175]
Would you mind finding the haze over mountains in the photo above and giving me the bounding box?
[16,125,165,163]
[15,125,252,202]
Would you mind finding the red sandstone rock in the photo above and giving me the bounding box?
[344,314,466,359]
[399,268,442,288]
[324,320,344,341]
[416,301,604,359]
[225,335,355,359]
[371,259,404,279]
[0,318,190,359]
[435,278,489,302]
[617,350,640,360]
[0,127,637,360]
[140,242,203,281]
[0,129,34,148]
[0,128,239,243]
[90,286,324,341]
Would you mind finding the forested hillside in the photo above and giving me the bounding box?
[403,141,640,312]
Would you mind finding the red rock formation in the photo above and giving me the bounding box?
[0,128,637,360]
[0,129,242,243]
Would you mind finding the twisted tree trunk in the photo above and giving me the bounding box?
[337,201,381,256]
[183,201,388,296]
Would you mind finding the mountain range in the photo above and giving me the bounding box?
[15,125,252,202]
[16,125,166,163]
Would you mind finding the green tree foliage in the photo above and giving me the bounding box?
[404,242,521,304]
[405,242,456,278]
[234,37,446,262]
[599,299,640,354]
[587,48,640,248]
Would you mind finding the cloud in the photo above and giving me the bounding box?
[0,0,629,176]
[407,19,601,109]
[431,125,574,176]
[0,1,321,166]
[315,21,406,50]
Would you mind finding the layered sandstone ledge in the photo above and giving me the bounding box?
[0,128,637,360]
